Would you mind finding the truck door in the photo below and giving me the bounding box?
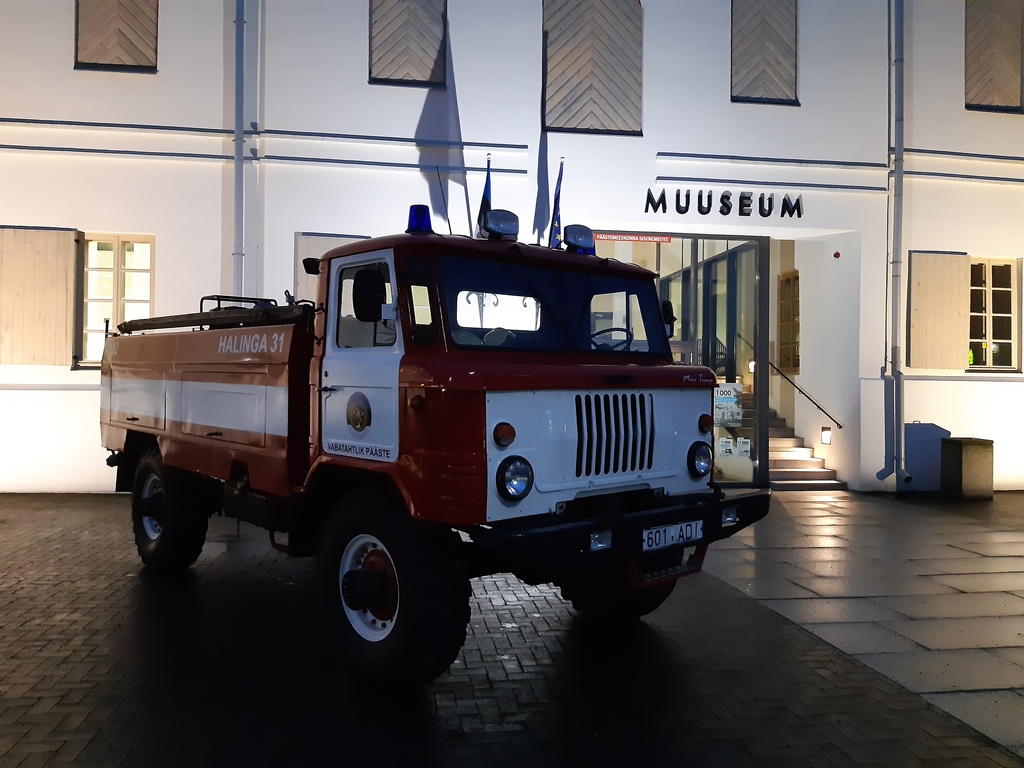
[320,250,401,464]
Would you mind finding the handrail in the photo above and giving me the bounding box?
[732,333,843,429]
[765,358,843,429]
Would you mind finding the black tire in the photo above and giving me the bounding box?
[560,568,677,621]
[318,489,471,684]
[131,447,211,573]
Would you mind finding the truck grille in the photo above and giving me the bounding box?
[574,393,655,478]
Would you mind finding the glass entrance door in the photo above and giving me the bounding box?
[661,238,768,486]
[595,233,769,487]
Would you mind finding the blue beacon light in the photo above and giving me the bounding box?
[406,204,433,233]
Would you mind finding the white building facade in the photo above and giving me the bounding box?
[1,0,1022,493]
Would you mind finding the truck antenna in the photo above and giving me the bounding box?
[435,166,453,235]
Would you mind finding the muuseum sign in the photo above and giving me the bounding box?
[645,188,804,219]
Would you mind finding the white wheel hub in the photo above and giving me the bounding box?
[339,533,399,642]
[140,473,163,541]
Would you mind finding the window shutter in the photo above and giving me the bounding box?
[294,234,365,303]
[76,0,158,69]
[543,0,643,133]
[732,0,798,103]
[369,0,446,85]
[907,252,971,369]
[965,0,1023,110]
[0,228,82,366]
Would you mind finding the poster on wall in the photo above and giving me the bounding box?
[718,437,735,456]
[737,437,751,457]
[714,384,744,427]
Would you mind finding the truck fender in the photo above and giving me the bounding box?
[114,431,158,493]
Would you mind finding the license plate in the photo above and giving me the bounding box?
[642,520,703,552]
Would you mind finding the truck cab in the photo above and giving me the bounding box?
[101,205,770,683]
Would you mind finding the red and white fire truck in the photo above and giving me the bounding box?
[100,205,770,682]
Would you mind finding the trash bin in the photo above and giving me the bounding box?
[940,437,993,499]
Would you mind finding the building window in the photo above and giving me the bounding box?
[76,0,158,71]
[969,258,1018,368]
[731,0,798,105]
[369,0,446,85]
[965,0,1024,111]
[543,0,643,134]
[777,271,799,372]
[907,251,1019,370]
[81,235,154,364]
[294,234,367,304]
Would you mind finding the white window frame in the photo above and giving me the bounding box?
[79,234,155,366]
[969,257,1019,370]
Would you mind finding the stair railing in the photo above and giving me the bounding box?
[734,334,843,430]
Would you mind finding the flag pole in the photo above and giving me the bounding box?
[548,157,564,249]
[476,153,492,238]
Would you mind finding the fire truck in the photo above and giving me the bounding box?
[100,205,771,682]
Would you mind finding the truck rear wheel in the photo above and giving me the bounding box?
[131,447,210,572]
[560,569,677,621]
[319,490,470,684]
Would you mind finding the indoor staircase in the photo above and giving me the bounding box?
[739,393,847,491]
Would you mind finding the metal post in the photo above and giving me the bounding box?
[232,0,246,295]
[891,0,909,486]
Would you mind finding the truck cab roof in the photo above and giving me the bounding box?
[315,230,656,280]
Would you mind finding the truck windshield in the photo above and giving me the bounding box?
[437,253,669,355]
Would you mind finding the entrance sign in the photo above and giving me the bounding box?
[645,188,804,219]
[595,233,673,243]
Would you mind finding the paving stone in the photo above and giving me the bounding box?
[857,650,1024,693]
[762,597,907,624]
[0,493,1019,767]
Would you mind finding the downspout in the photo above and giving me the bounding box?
[232,0,246,295]
[891,0,910,485]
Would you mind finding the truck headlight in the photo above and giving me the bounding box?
[687,441,713,478]
[496,456,534,501]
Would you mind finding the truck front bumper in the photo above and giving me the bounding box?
[465,487,771,584]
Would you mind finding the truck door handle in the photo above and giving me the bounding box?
[205,431,223,437]
[319,386,337,393]
[125,416,140,422]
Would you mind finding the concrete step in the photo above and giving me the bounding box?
[738,403,775,411]
[739,417,788,429]
[768,436,806,450]
[769,447,814,460]
[770,478,849,491]
[770,467,838,482]
[769,457,825,469]
[734,426,796,439]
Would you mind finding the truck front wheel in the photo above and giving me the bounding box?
[130,447,210,572]
[319,490,470,684]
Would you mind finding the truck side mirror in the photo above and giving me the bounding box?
[662,300,677,338]
[353,269,386,323]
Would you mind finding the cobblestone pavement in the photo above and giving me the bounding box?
[0,493,1022,768]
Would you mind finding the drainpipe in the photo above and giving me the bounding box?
[232,0,246,295]
[890,0,910,486]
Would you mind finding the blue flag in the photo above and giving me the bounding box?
[476,154,492,237]
[548,159,563,249]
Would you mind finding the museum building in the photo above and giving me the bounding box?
[1,0,1023,493]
